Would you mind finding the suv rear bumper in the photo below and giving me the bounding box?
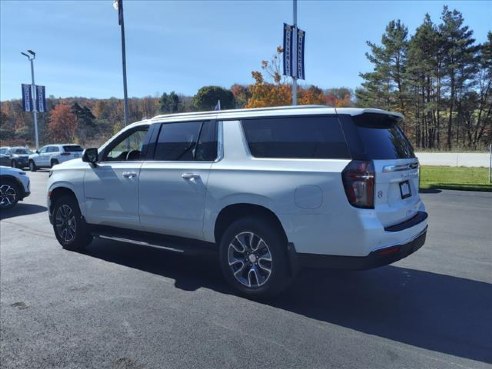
[295,227,427,270]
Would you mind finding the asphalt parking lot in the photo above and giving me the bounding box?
[1,171,491,369]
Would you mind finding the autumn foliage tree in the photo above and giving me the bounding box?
[48,104,77,142]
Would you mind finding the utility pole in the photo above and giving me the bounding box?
[114,0,129,126]
[292,0,298,106]
[21,50,39,151]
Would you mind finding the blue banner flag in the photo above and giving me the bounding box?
[36,85,47,113]
[21,84,33,112]
[296,28,305,80]
[283,23,293,77]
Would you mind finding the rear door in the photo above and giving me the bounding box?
[342,112,422,228]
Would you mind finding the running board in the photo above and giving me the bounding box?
[90,226,217,256]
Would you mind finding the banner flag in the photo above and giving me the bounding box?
[36,85,47,112]
[283,23,293,77]
[296,28,305,80]
[21,84,33,112]
[214,100,221,111]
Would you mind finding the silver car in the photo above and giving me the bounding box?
[28,144,84,171]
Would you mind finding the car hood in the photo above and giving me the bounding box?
[0,165,25,175]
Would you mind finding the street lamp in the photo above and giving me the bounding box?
[113,0,129,126]
[21,50,40,150]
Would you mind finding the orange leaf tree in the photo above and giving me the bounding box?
[48,104,77,142]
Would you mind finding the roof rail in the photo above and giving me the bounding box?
[150,105,329,121]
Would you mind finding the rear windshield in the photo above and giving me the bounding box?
[351,113,415,159]
[242,116,350,159]
[63,145,83,152]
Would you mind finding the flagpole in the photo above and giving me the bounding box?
[292,0,297,106]
[114,0,129,126]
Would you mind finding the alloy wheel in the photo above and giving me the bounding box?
[55,204,77,244]
[227,231,273,288]
[0,184,17,208]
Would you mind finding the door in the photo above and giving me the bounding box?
[35,146,50,167]
[83,125,150,229]
[139,120,217,239]
[0,148,10,166]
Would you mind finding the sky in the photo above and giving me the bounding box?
[0,0,491,101]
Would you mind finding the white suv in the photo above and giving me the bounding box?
[29,144,84,171]
[47,106,428,298]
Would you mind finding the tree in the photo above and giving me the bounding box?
[439,6,480,149]
[48,104,77,142]
[231,84,251,108]
[192,86,235,111]
[159,91,180,114]
[298,85,325,105]
[358,19,409,116]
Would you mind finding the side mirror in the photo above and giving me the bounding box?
[82,148,99,164]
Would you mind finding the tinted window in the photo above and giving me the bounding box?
[63,145,83,152]
[195,121,218,161]
[48,146,59,153]
[12,148,29,154]
[351,113,415,159]
[154,122,202,161]
[241,116,350,159]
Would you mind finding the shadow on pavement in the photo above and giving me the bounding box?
[81,238,492,364]
[0,204,47,220]
[419,188,442,194]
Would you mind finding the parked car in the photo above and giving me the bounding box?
[0,166,30,209]
[47,106,428,298]
[29,144,84,171]
[0,146,32,169]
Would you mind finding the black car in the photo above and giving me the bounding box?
[0,147,32,169]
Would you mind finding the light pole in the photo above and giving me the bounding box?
[113,0,129,126]
[292,0,298,106]
[21,50,39,150]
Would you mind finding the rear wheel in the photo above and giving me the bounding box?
[0,179,20,209]
[11,160,17,168]
[219,217,291,299]
[52,195,92,251]
[29,160,37,172]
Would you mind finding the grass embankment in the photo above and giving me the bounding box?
[419,166,492,192]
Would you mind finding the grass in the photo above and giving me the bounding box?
[419,166,492,192]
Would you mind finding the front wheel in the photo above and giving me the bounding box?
[219,217,292,299]
[29,160,37,172]
[52,195,92,251]
[0,179,20,209]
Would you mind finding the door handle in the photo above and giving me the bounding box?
[181,173,200,180]
[122,171,137,179]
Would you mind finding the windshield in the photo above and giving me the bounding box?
[12,148,30,155]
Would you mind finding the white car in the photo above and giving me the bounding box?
[29,144,84,171]
[0,166,30,209]
[47,106,428,298]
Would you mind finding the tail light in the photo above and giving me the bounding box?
[61,152,71,156]
[342,160,375,209]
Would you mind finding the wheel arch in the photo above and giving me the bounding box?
[48,185,83,219]
[214,203,288,246]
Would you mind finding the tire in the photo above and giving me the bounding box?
[219,217,292,299]
[51,159,59,168]
[29,160,37,172]
[11,160,17,168]
[52,195,92,251]
[0,179,20,210]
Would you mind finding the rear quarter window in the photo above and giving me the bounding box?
[341,113,415,160]
[241,116,350,159]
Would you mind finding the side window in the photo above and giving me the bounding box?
[195,121,218,161]
[241,116,350,159]
[154,122,202,161]
[0,149,7,155]
[39,147,48,154]
[102,126,150,161]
